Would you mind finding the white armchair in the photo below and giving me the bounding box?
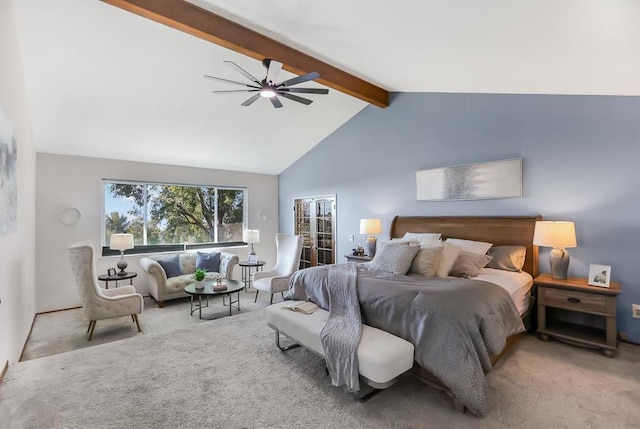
[253,233,303,304]
[68,242,144,341]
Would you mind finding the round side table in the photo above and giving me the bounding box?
[239,261,265,291]
[97,272,137,289]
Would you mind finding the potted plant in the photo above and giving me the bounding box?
[193,268,207,289]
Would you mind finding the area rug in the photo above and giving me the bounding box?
[1,310,639,428]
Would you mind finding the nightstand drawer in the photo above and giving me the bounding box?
[542,287,608,314]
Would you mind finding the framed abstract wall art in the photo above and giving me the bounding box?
[416,158,522,201]
[0,107,17,236]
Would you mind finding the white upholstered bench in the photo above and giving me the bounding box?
[266,301,414,395]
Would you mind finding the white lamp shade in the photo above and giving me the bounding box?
[359,219,382,235]
[109,233,134,251]
[533,221,577,249]
[243,229,260,244]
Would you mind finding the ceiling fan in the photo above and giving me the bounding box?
[204,59,329,108]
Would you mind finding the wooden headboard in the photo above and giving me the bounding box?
[390,215,541,277]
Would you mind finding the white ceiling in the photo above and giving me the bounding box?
[14,0,640,175]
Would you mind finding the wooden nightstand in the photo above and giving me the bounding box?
[535,273,622,358]
[344,254,373,263]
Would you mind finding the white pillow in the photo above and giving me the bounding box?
[418,236,441,248]
[445,238,493,255]
[403,232,442,248]
[377,240,410,253]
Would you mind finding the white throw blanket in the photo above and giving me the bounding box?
[320,263,362,392]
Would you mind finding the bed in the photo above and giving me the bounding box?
[287,215,541,416]
[389,215,540,413]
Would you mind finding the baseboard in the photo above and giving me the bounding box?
[619,332,639,347]
[19,314,37,362]
[36,305,81,315]
[0,360,8,385]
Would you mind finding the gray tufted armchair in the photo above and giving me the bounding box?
[68,242,144,341]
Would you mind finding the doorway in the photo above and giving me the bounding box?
[293,195,336,269]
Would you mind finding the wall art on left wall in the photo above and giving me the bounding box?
[0,106,17,236]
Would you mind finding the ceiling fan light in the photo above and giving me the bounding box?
[260,88,276,98]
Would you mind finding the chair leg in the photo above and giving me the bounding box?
[88,320,97,341]
[281,292,285,300]
[87,321,93,332]
[132,314,142,332]
[270,294,274,305]
[254,290,259,303]
[275,330,300,351]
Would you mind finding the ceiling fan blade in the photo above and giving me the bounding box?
[277,71,320,88]
[212,90,259,93]
[280,87,329,94]
[278,92,313,105]
[266,60,283,84]
[270,95,283,108]
[241,93,262,106]
[224,61,262,85]
[203,75,260,88]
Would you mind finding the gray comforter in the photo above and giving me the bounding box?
[286,264,525,416]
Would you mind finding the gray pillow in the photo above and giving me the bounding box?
[408,246,443,277]
[157,255,183,278]
[449,251,492,278]
[486,246,526,272]
[368,244,420,275]
[196,251,221,273]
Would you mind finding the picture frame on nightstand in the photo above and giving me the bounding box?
[588,264,611,288]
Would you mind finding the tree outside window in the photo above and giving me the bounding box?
[104,181,245,250]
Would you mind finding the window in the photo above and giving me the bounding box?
[103,180,246,255]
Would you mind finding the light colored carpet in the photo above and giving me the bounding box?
[22,292,269,361]
[2,309,640,428]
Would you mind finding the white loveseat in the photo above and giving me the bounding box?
[139,251,239,307]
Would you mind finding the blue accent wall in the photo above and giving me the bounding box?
[279,92,640,342]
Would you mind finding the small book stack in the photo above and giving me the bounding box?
[213,283,227,291]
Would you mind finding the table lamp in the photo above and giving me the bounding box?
[109,233,135,275]
[243,229,260,262]
[360,218,382,257]
[533,221,577,280]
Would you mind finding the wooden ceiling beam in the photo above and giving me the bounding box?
[100,0,389,107]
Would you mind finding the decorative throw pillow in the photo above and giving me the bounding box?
[435,243,461,278]
[445,238,493,255]
[368,244,420,275]
[408,246,444,277]
[157,255,182,278]
[196,251,221,273]
[450,251,493,278]
[486,246,526,272]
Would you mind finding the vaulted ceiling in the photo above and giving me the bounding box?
[13,0,640,174]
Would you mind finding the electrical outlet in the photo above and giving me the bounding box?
[632,304,640,319]
[349,234,354,242]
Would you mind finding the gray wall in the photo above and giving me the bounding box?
[279,92,640,342]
